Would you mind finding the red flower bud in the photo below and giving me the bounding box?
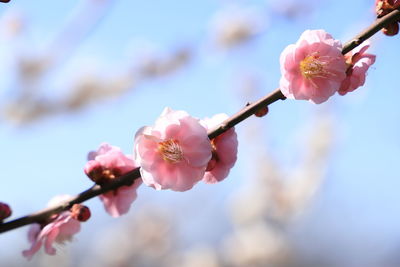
[382,22,399,36]
[70,204,91,222]
[0,202,12,221]
[254,106,269,117]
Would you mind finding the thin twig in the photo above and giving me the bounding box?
[1,6,400,235]
[342,8,400,54]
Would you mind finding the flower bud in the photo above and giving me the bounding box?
[70,204,91,222]
[254,106,269,117]
[382,22,399,36]
[0,202,12,221]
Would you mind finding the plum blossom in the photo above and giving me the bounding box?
[134,107,212,191]
[201,114,238,184]
[85,143,142,217]
[279,29,347,104]
[338,42,376,96]
[22,195,81,260]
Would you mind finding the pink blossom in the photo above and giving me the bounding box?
[279,29,347,104]
[338,42,376,96]
[201,114,238,184]
[99,182,141,217]
[134,107,212,191]
[22,196,81,260]
[85,143,142,217]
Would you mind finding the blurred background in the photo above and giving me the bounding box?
[1,0,400,266]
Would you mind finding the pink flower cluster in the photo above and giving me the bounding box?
[279,29,376,104]
[134,107,238,191]
[22,114,237,260]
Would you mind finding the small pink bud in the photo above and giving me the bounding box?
[70,204,91,222]
[0,202,12,221]
[382,22,399,36]
[254,106,269,117]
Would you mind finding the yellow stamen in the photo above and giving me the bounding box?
[158,139,184,163]
[299,53,331,79]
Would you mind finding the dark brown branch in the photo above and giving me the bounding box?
[0,168,141,233]
[1,6,400,235]
[342,8,400,54]
[208,89,286,139]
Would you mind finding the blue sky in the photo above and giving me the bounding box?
[1,0,400,265]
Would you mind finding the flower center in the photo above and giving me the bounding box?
[299,53,331,79]
[158,139,184,163]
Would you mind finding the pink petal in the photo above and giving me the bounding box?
[22,224,43,260]
[173,163,205,191]
[43,227,59,255]
[99,179,142,217]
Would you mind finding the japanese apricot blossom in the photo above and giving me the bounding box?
[134,107,212,191]
[339,42,376,96]
[85,143,142,217]
[201,114,238,184]
[279,29,347,104]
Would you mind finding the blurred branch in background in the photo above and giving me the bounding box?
[209,5,267,50]
[86,208,179,267]
[3,45,193,123]
[269,0,317,20]
[1,0,118,124]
